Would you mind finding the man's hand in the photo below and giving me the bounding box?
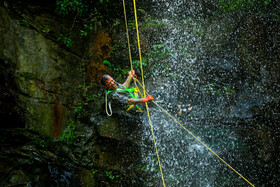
[123,70,136,88]
[142,95,154,103]
[128,70,136,79]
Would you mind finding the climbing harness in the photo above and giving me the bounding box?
[122,0,254,186]
[105,84,144,115]
[124,85,144,112]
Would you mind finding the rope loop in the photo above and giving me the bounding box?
[105,91,112,116]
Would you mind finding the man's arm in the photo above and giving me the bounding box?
[127,98,144,105]
[122,70,135,88]
[127,95,154,105]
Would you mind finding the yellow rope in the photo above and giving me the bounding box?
[133,79,255,187]
[132,1,145,97]
[132,0,166,186]
[122,0,133,70]
[123,0,144,114]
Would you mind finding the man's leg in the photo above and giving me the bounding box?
[177,104,192,115]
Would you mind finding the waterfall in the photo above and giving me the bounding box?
[135,0,280,186]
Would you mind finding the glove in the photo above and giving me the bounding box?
[142,95,154,103]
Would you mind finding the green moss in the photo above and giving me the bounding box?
[27,103,54,137]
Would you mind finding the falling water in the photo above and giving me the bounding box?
[134,0,280,186]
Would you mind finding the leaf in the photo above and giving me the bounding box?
[103,60,111,66]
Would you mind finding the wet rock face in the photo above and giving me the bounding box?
[0,4,83,137]
[236,101,280,185]
[238,15,280,97]
[0,128,144,186]
[0,129,89,186]
[0,1,145,186]
[0,58,24,128]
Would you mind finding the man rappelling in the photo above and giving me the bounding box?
[101,70,154,116]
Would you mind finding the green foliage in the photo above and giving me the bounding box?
[74,103,83,114]
[57,34,74,47]
[128,20,136,29]
[102,60,130,79]
[38,139,47,148]
[206,83,235,96]
[112,43,125,51]
[60,120,77,145]
[192,27,205,35]
[32,138,52,149]
[99,0,110,3]
[223,85,234,94]
[149,44,172,61]
[152,44,165,51]
[140,12,167,29]
[42,26,50,33]
[91,169,98,175]
[78,83,104,106]
[105,170,123,180]
[137,9,146,15]
[206,83,220,96]
[56,0,88,16]
[103,60,111,66]
[60,83,103,145]
[54,0,118,51]
[20,19,28,26]
[105,171,114,179]
[132,58,148,72]
[143,44,174,77]
[138,156,160,173]
[91,169,123,181]
[80,24,93,36]
[82,92,102,103]
[137,165,149,172]
[218,0,272,12]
